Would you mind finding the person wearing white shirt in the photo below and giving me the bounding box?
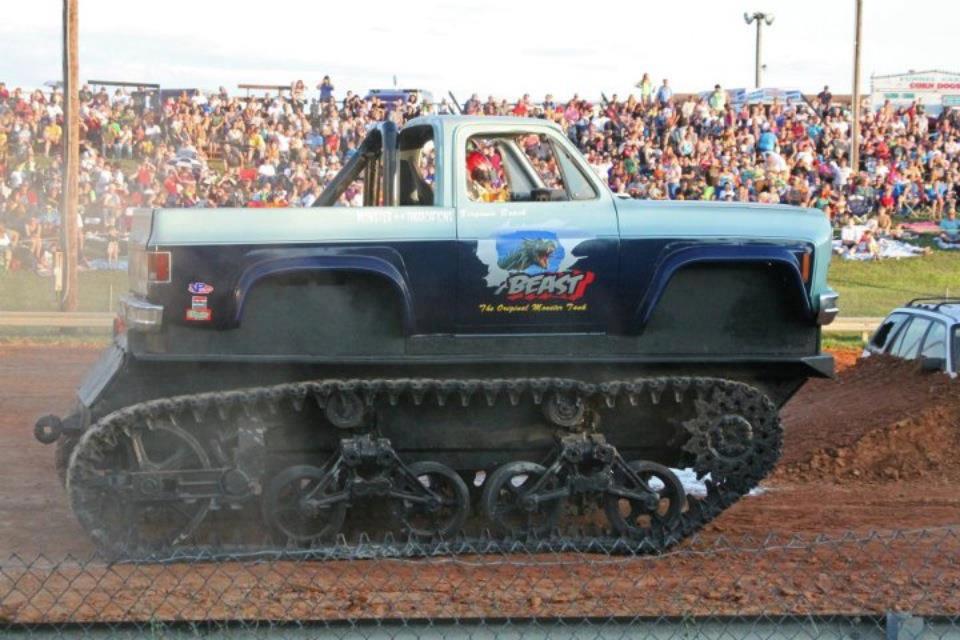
[258,163,277,179]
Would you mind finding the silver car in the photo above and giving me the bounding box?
[864,298,960,376]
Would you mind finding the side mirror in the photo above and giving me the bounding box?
[920,356,946,372]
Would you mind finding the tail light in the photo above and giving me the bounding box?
[147,251,172,283]
[131,248,172,296]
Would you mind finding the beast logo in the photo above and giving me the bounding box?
[481,230,597,303]
[495,271,595,301]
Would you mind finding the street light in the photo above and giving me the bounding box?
[744,11,775,89]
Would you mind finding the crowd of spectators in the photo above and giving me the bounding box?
[2,75,960,271]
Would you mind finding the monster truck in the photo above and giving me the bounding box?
[35,115,838,554]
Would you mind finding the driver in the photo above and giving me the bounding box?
[466,150,508,203]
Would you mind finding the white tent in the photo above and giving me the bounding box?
[871,70,960,115]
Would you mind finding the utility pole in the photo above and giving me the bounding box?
[851,0,863,172]
[744,12,775,88]
[60,0,79,311]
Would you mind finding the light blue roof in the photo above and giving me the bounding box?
[404,114,564,132]
[895,303,960,324]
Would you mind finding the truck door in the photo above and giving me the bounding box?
[454,126,620,333]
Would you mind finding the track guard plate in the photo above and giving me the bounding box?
[77,341,126,408]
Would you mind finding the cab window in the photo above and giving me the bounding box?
[398,125,435,206]
[890,317,931,360]
[920,322,947,360]
[870,313,908,350]
[464,132,596,203]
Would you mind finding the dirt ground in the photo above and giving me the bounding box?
[0,344,958,623]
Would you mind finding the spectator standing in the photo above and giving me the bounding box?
[636,73,653,105]
[656,79,673,106]
[708,84,726,112]
[317,76,334,103]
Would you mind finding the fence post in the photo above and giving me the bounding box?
[886,611,924,639]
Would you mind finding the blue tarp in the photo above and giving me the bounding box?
[701,88,806,107]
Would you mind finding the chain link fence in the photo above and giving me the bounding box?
[1,527,958,638]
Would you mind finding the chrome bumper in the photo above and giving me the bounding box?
[817,291,840,325]
[119,295,164,332]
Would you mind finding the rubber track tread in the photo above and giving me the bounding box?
[66,375,781,558]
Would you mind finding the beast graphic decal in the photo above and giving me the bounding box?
[478,230,596,304]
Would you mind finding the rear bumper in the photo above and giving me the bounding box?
[119,294,163,333]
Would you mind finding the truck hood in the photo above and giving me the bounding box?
[613,198,832,246]
[614,197,835,306]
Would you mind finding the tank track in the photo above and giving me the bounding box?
[65,376,781,558]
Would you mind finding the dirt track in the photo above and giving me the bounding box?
[0,344,958,622]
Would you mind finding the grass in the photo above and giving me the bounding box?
[0,270,128,312]
[827,251,960,317]
[822,333,867,351]
[0,327,112,346]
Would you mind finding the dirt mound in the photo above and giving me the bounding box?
[777,355,960,483]
[828,347,861,373]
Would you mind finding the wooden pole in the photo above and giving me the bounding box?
[851,0,863,172]
[60,0,79,311]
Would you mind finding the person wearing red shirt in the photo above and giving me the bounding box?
[512,94,531,117]
[136,162,154,188]
[880,185,896,210]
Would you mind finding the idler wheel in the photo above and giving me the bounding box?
[68,420,213,553]
[392,461,470,539]
[604,461,685,539]
[481,461,563,539]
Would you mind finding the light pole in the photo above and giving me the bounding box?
[851,0,863,171]
[744,11,775,88]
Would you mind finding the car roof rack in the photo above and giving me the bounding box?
[907,297,960,310]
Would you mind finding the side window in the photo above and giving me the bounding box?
[464,132,596,203]
[887,318,910,355]
[920,322,947,360]
[891,317,931,360]
[870,313,908,350]
[519,134,566,193]
[465,136,512,203]
[398,125,435,206]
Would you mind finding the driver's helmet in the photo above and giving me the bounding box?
[467,151,492,182]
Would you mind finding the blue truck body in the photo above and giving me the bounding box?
[68,114,837,435]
